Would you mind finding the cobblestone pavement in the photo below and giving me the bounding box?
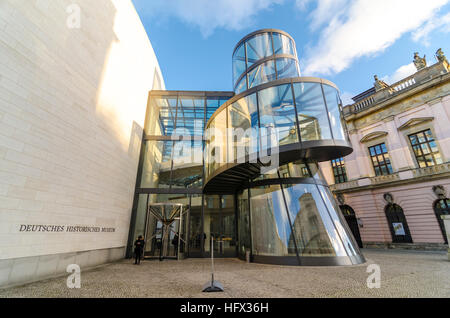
[0,249,449,298]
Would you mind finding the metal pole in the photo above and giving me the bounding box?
[211,235,214,283]
[178,206,182,260]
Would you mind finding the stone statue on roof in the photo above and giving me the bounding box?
[436,48,448,64]
[413,52,427,71]
[373,75,388,91]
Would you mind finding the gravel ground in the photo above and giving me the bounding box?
[0,249,449,298]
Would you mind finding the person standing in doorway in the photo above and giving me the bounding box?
[134,235,145,265]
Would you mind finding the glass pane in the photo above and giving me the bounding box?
[147,96,177,136]
[381,165,388,175]
[417,157,426,168]
[250,185,295,256]
[323,84,346,141]
[282,184,343,256]
[308,162,325,180]
[387,163,393,174]
[420,143,431,155]
[140,141,168,188]
[188,195,203,256]
[369,147,376,156]
[429,141,439,153]
[424,129,434,141]
[246,33,273,67]
[294,82,332,141]
[375,145,382,155]
[374,166,381,176]
[409,134,418,145]
[228,96,255,162]
[176,97,205,136]
[424,154,434,166]
[434,153,443,165]
[233,43,246,85]
[235,76,248,94]
[418,133,426,143]
[238,190,251,257]
[276,57,300,80]
[318,186,360,257]
[381,143,388,154]
[172,140,203,188]
[273,32,295,56]
[258,84,299,148]
[247,60,276,89]
[413,145,422,156]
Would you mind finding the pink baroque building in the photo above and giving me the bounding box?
[320,50,450,249]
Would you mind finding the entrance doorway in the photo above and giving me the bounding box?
[385,203,413,243]
[204,195,237,258]
[143,203,188,260]
[434,199,449,244]
[339,205,363,248]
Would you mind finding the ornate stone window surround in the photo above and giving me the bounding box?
[360,131,394,177]
[398,117,447,169]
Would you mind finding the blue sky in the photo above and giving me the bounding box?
[132,0,450,104]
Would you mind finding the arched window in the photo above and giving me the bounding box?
[385,203,413,243]
[433,199,449,244]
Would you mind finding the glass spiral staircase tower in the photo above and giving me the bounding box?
[204,29,365,266]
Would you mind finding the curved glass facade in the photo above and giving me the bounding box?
[236,160,363,265]
[233,30,300,93]
[205,79,349,181]
[205,29,363,266]
[131,29,364,267]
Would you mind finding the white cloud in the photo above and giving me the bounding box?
[134,0,284,38]
[381,63,417,85]
[412,12,450,46]
[302,0,450,76]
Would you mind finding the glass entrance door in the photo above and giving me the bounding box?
[143,203,186,260]
[204,195,237,258]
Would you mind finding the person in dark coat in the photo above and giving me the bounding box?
[134,235,145,265]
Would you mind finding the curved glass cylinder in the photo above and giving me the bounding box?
[235,159,364,265]
[232,30,300,93]
[204,78,349,182]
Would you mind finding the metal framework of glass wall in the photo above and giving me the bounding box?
[128,29,365,266]
[127,91,235,258]
[233,29,300,94]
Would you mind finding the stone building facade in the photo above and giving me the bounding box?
[0,0,164,288]
[320,52,450,249]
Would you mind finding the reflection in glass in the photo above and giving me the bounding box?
[250,185,295,256]
[188,194,203,256]
[294,82,332,141]
[258,84,299,147]
[238,190,251,257]
[317,186,360,257]
[283,184,344,256]
[323,84,345,140]
[204,195,236,257]
[227,95,257,162]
